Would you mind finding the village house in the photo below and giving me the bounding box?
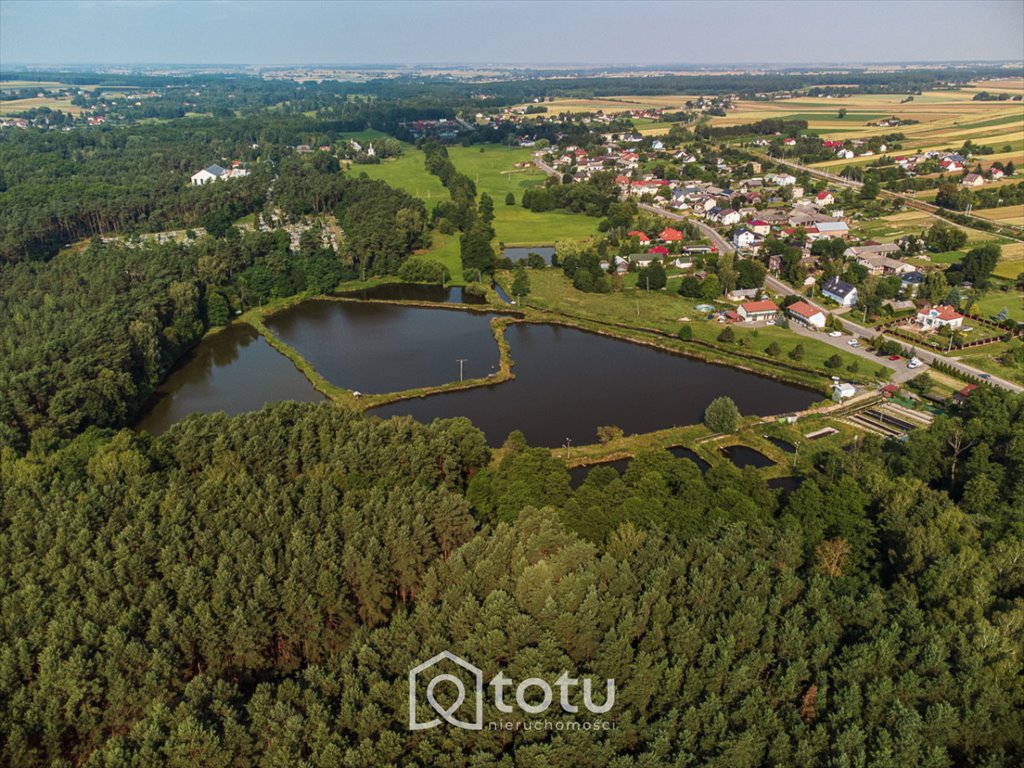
[809,221,850,239]
[961,173,984,187]
[787,301,827,329]
[821,276,858,306]
[815,190,835,207]
[732,228,757,249]
[190,164,249,186]
[628,230,651,245]
[747,219,771,236]
[659,226,684,242]
[738,299,779,322]
[989,167,1005,180]
[917,304,964,330]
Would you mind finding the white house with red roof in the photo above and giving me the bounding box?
[989,167,1004,180]
[787,301,827,329]
[738,299,779,322]
[815,190,835,207]
[627,230,650,245]
[917,304,964,330]
[783,138,796,146]
[748,219,771,236]
[659,226,684,242]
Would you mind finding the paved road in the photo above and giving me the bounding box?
[762,274,1023,393]
[637,202,736,253]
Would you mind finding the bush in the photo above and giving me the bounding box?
[596,425,624,444]
[399,257,450,283]
[704,396,740,433]
[825,354,843,369]
[765,341,781,357]
[505,192,516,206]
[789,343,805,361]
[718,326,736,343]
[677,325,693,340]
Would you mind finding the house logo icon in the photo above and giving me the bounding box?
[408,651,484,730]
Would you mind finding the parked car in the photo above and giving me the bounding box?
[828,331,842,337]
[847,339,860,347]
[908,358,921,369]
[889,355,901,360]
[980,373,992,380]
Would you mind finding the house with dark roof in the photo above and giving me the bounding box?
[821,276,858,307]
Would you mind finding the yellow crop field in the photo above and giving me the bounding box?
[0,96,86,116]
[974,204,1024,226]
[993,241,1023,279]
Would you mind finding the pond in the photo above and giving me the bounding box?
[371,322,819,447]
[719,445,776,469]
[765,436,797,454]
[503,246,555,265]
[333,283,486,304]
[136,324,325,435]
[568,458,631,489]
[138,303,822,445]
[265,300,501,393]
[669,446,711,473]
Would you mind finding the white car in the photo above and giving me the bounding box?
[828,331,842,337]
[908,358,921,369]
[847,339,860,347]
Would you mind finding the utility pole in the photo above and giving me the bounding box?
[564,437,572,460]
[456,358,467,381]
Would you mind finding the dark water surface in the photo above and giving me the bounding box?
[720,445,776,469]
[371,323,819,447]
[136,324,325,434]
[138,303,821,444]
[265,300,500,393]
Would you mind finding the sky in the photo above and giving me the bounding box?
[1,0,1022,68]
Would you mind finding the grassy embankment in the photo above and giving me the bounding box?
[499,268,886,386]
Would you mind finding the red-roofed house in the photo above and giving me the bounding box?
[783,138,796,146]
[615,175,630,188]
[917,304,964,330]
[989,167,1005,180]
[628,230,651,245]
[659,227,684,242]
[816,190,835,207]
[748,219,771,236]
[647,245,670,256]
[787,301,826,329]
[881,384,900,398]
[738,300,779,322]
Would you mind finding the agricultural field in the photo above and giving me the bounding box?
[511,94,695,115]
[974,203,1024,227]
[710,83,1024,173]
[0,96,87,116]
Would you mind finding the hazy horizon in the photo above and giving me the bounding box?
[2,0,1022,69]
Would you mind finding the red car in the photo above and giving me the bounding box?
[888,355,901,360]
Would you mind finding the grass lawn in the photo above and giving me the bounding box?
[954,339,1024,384]
[970,286,1024,322]
[412,231,463,283]
[448,145,602,245]
[357,144,600,247]
[507,268,884,381]
[355,145,449,202]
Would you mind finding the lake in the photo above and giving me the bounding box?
[138,303,822,445]
[265,300,501,393]
[135,324,325,434]
[371,322,819,447]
